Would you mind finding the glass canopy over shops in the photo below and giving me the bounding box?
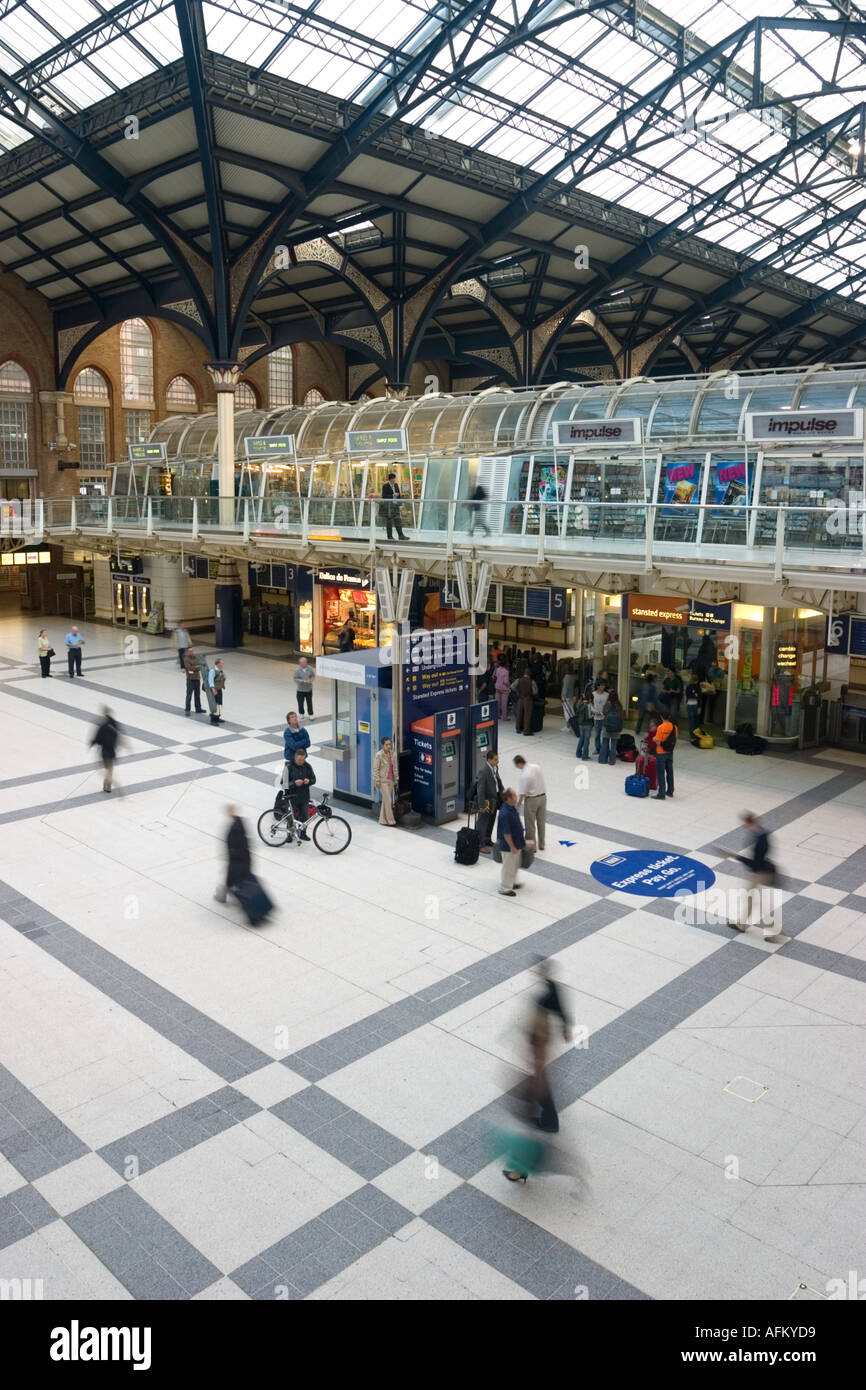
[102,364,866,559]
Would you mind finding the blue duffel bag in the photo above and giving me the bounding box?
[625,774,650,798]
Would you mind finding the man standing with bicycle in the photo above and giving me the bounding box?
[287,746,316,840]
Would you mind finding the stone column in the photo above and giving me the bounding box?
[206,362,240,528]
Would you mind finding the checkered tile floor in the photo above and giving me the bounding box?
[0,614,865,1300]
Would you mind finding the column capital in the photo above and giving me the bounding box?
[205,361,241,391]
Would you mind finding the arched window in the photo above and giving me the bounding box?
[304,386,326,405]
[0,359,32,468]
[236,380,257,409]
[73,367,110,401]
[268,346,294,406]
[120,318,153,401]
[166,375,198,412]
[74,368,110,468]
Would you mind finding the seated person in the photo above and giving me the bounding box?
[286,747,317,838]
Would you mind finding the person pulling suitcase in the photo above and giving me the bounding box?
[215,805,273,925]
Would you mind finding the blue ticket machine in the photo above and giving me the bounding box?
[466,699,498,804]
[410,707,467,823]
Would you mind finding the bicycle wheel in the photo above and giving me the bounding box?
[312,813,352,854]
[257,809,289,847]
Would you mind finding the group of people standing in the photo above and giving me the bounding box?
[478,648,554,735]
[636,663,719,737]
[36,626,85,679]
[571,670,677,799]
[471,747,547,894]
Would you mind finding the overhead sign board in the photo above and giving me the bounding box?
[244,434,295,459]
[745,409,864,444]
[345,428,408,454]
[314,567,372,588]
[553,417,642,448]
[127,443,166,462]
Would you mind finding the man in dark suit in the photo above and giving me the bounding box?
[381,471,408,541]
[473,749,503,854]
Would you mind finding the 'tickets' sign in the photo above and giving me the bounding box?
[745,409,864,443]
[553,417,642,448]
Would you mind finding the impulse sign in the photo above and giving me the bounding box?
[553,417,642,448]
[746,409,864,443]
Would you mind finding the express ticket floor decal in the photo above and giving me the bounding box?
[590,850,716,897]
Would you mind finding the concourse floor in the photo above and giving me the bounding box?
[0,610,865,1301]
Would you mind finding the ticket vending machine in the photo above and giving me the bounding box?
[410,707,467,823]
[466,700,498,805]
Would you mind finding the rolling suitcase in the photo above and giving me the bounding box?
[233,874,273,926]
[455,809,481,865]
[625,773,650,798]
[635,752,657,791]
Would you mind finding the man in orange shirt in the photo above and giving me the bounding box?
[654,719,677,800]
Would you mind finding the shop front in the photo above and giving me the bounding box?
[622,593,733,725]
[315,566,379,654]
[620,593,825,738]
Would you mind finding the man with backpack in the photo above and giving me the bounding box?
[572,693,594,760]
[653,719,677,800]
[598,691,623,765]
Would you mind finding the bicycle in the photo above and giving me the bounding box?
[257,791,352,855]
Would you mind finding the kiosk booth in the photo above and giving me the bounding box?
[317,649,393,805]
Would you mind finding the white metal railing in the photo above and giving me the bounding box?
[31,495,866,570]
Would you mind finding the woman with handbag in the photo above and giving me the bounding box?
[372,737,397,826]
[37,629,54,678]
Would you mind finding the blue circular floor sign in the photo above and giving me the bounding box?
[590,849,715,897]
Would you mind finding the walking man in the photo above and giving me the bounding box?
[90,707,121,793]
[207,657,226,724]
[381,471,408,541]
[293,656,315,716]
[65,625,85,678]
[184,645,203,714]
[474,748,504,855]
[513,754,546,851]
[175,624,190,670]
[467,483,490,537]
[496,788,529,897]
[721,812,787,943]
[653,718,677,800]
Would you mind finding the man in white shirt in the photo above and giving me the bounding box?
[513,754,546,852]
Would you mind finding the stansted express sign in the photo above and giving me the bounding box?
[590,849,715,897]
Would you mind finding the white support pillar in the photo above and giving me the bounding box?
[618,614,632,712]
[757,604,775,737]
[206,362,240,529]
[593,591,605,675]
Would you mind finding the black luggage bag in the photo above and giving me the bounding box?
[530,696,546,733]
[455,808,481,865]
[233,874,274,926]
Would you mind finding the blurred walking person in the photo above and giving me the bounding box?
[721,811,787,943]
[90,707,121,794]
[501,960,573,1183]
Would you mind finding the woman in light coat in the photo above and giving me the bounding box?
[372,737,397,825]
[37,629,53,678]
